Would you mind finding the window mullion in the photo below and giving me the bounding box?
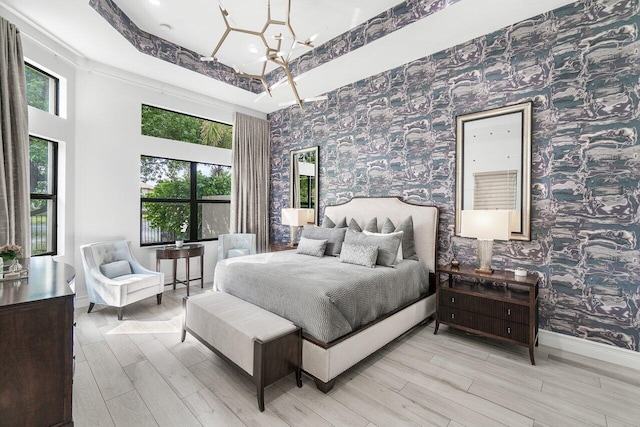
[190,162,198,241]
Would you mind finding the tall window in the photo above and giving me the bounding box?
[141,105,232,148]
[25,62,59,115]
[140,156,231,246]
[30,136,58,255]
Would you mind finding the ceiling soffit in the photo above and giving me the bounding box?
[89,0,462,95]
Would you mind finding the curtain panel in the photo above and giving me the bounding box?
[0,16,30,255]
[231,112,270,253]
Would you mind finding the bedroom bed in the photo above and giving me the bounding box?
[214,197,439,391]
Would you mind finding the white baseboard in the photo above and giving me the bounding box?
[75,294,89,308]
[539,330,640,371]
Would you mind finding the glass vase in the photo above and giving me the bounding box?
[9,259,22,273]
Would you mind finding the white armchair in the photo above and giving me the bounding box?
[217,233,257,261]
[80,240,164,320]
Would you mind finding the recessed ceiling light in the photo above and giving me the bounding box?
[149,0,160,5]
[159,23,172,31]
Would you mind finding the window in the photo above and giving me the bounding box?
[140,156,231,245]
[25,63,59,115]
[141,105,232,148]
[30,136,58,255]
[473,170,517,210]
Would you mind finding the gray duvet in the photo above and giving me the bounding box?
[214,251,429,343]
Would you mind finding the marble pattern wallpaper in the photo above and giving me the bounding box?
[269,0,640,351]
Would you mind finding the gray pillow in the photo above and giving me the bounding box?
[100,260,132,279]
[322,215,347,228]
[296,237,328,257]
[348,217,377,232]
[340,242,378,268]
[322,215,336,228]
[381,216,417,260]
[301,226,348,256]
[348,218,362,232]
[344,229,402,267]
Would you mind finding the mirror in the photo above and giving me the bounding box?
[455,102,532,241]
[290,146,319,224]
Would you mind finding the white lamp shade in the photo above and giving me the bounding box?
[461,210,511,241]
[281,208,310,227]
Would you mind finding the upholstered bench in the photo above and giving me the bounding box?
[182,291,302,411]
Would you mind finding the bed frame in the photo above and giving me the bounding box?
[303,197,439,392]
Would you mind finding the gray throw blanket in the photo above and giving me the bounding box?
[214,251,428,343]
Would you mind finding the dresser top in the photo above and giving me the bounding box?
[437,264,539,287]
[0,256,75,308]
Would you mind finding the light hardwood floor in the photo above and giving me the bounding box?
[73,285,640,427]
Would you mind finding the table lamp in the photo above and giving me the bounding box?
[281,208,312,247]
[460,210,511,274]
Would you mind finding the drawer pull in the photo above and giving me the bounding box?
[451,297,455,303]
[507,309,511,316]
[451,313,455,319]
[507,327,511,334]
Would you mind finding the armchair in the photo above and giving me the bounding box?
[80,240,164,320]
[217,233,257,261]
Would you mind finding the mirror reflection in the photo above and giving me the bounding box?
[290,146,318,223]
[455,102,532,241]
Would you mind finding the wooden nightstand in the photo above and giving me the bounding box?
[434,264,539,364]
[270,242,296,252]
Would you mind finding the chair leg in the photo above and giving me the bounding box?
[157,293,162,305]
[117,307,124,321]
[87,302,95,313]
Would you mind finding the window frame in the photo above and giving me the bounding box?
[29,136,58,256]
[140,155,231,247]
[25,62,60,116]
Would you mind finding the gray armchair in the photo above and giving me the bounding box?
[217,233,257,261]
[80,240,164,320]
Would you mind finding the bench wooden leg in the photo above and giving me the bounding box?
[313,378,336,393]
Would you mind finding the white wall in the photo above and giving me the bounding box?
[2,5,266,306]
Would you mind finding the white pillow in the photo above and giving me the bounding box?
[100,260,132,279]
[363,230,404,263]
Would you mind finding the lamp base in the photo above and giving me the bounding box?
[474,267,494,275]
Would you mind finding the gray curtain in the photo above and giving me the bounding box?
[231,112,270,253]
[0,17,30,255]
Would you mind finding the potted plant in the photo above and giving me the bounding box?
[1,244,23,272]
[175,221,188,248]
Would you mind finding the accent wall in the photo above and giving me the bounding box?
[269,0,640,351]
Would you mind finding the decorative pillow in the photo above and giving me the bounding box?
[344,230,402,267]
[296,237,328,257]
[363,230,404,263]
[100,260,132,279]
[380,216,417,260]
[363,217,378,232]
[322,215,336,228]
[348,218,362,232]
[340,242,378,268]
[321,215,347,228]
[227,248,250,258]
[301,226,348,256]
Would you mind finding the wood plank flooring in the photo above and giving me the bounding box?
[73,285,640,427]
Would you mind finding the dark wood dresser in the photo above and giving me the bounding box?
[434,264,539,364]
[0,257,75,426]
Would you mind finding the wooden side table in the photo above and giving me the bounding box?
[435,264,539,364]
[156,244,204,296]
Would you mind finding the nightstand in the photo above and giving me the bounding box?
[270,242,296,252]
[435,264,539,365]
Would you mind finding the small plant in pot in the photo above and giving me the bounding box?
[175,221,188,248]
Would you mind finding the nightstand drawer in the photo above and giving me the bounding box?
[478,315,530,344]
[439,289,476,311]
[439,306,477,330]
[476,299,529,324]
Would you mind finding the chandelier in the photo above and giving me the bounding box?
[201,0,326,108]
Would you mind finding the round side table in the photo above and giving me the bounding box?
[155,244,204,296]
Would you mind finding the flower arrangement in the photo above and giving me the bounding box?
[176,220,188,240]
[0,244,23,261]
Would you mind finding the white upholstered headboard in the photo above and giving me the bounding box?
[323,197,439,274]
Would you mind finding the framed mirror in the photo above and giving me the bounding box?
[290,146,319,223]
[455,101,532,241]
